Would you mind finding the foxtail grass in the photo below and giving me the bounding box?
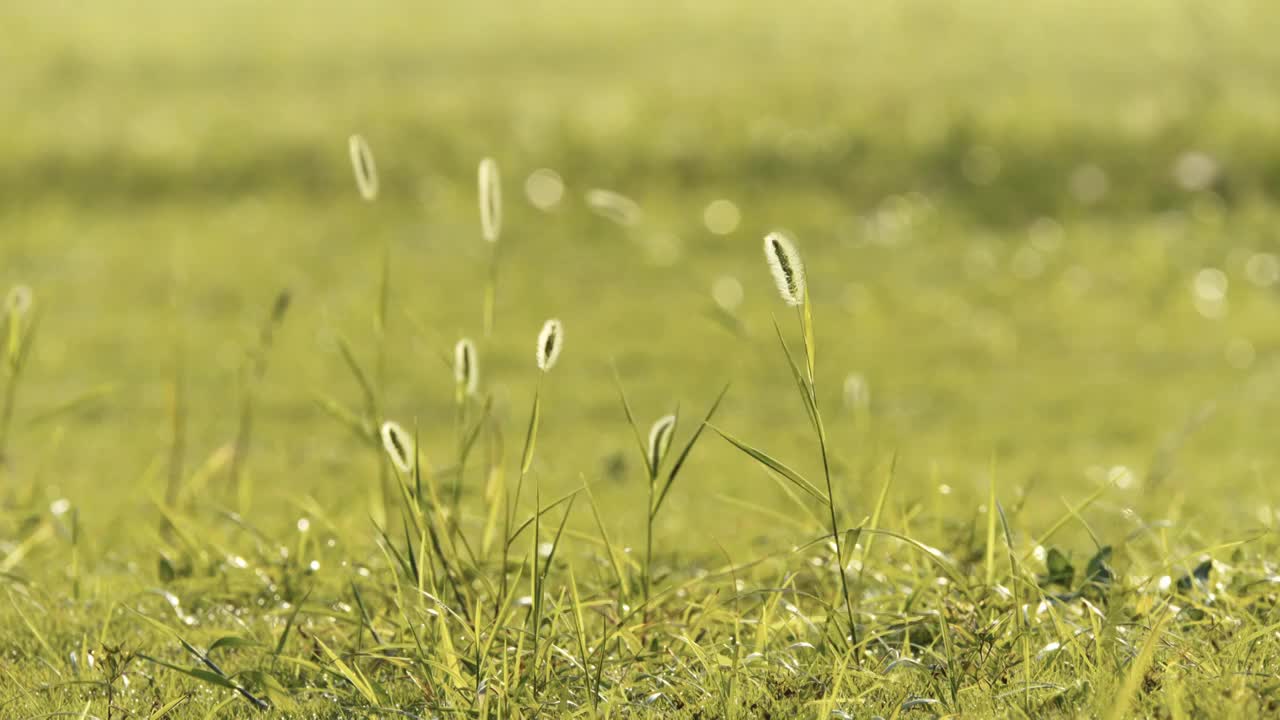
[479,157,502,338]
[451,337,480,518]
[379,420,414,475]
[501,318,563,629]
[764,231,805,307]
[535,317,563,372]
[585,188,643,226]
[453,337,479,401]
[642,413,676,610]
[335,134,397,526]
[613,369,728,618]
[715,232,858,652]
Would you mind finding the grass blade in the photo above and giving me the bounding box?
[860,452,898,564]
[772,317,819,433]
[520,386,542,476]
[710,424,829,504]
[336,335,377,419]
[610,365,653,478]
[985,454,997,586]
[652,383,730,518]
[801,292,816,383]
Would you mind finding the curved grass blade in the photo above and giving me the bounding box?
[311,392,373,441]
[273,589,311,657]
[652,383,730,518]
[129,609,269,711]
[520,387,541,476]
[709,424,828,504]
[771,317,819,433]
[509,486,582,543]
[314,635,381,705]
[859,452,898,565]
[1105,606,1171,720]
[584,480,629,597]
[336,336,377,419]
[610,365,653,479]
[27,384,115,425]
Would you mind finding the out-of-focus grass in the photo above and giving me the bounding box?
[3,1,1280,717]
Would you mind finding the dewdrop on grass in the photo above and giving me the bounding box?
[379,421,414,473]
[764,231,806,306]
[478,157,502,242]
[536,318,563,372]
[348,134,378,201]
[647,414,676,473]
[454,338,479,396]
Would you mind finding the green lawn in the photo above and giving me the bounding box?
[3,1,1280,717]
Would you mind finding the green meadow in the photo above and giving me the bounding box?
[4,1,1280,717]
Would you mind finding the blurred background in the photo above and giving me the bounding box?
[3,0,1279,551]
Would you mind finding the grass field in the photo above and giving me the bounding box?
[4,1,1280,717]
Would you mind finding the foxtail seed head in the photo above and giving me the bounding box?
[585,189,642,226]
[647,414,677,475]
[5,285,33,318]
[348,134,379,202]
[454,338,479,396]
[536,318,563,372]
[379,421,414,474]
[764,231,805,306]
[843,373,870,411]
[478,157,502,243]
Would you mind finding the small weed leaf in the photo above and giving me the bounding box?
[1039,548,1075,588]
[1176,559,1213,593]
[1083,546,1114,590]
[207,636,259,654]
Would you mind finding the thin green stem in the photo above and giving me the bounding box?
[483,245,499,339]
[644,469,655,618]
[816,411,858,652]
[502,373,542,616]
[0,368,19,466]
[797,296,858,653]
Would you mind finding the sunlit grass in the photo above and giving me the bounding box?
[4,1,1280,717]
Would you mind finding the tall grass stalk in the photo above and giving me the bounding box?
[613,370,728,616]
[228,290,291,510]
[643,413,676,608]
[379,420,477,624]
[373,238,393,524]
[161,296,186,550]
[346,133,395,526]
[452,338,479,516]
[0,286,38,468]
[501,319,562,615]
[718,232,858,650]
